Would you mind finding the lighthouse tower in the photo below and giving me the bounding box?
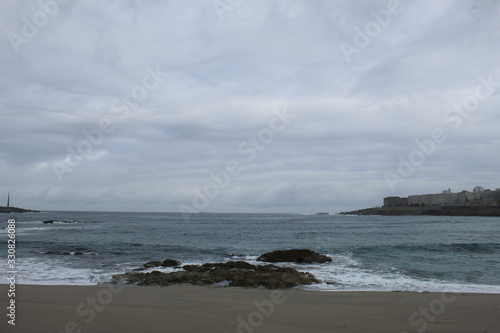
[7,193,10,208]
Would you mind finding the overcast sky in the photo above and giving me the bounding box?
[1,0,499,213]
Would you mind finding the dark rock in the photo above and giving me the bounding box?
[223,261,256,270]
[43,220,80,224]
[182,264,202,272]
[257,249,332,264]
[162,259,181,267]
[202,261,256,270]
[143,261,163,268]
[112,260,320,289]
[142,259,181,269]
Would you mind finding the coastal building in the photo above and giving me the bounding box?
[384,186,500,208]
[383,196,408,208]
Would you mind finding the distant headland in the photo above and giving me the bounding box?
[0,193,39,213]
[0,206,40,213]
[341,186,500,217]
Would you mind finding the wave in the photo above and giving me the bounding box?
[36,250,98,256]
[283,254,500,293]
[9,226,86,235]
[356,242,500,255]
[0,258,115,285]
[439,243,500,254]
[1,251,499,292]
[225,252,500,294]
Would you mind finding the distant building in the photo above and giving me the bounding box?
[473,186,485,193]
[383,196,408,208]
[384,186,500,208]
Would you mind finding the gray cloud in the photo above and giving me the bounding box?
[1,0,499,213]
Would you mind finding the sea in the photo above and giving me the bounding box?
[1,211,500,293]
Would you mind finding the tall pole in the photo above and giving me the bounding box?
[7,192,10,207]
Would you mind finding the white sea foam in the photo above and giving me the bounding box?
[0,258,128,286]
[298,254,500,294]
[1,222,85,236]
[231,253,500,294]
[229,254,259,261]
[2,253,499,293]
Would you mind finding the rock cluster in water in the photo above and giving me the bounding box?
[257,249,332,264]
[140,259,182,269]
[112,249,331,289]
[43,220,81,224]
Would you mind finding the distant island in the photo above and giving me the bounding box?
[341,186,500,217]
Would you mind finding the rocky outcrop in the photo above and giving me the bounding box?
[143,261,163,268]
[43,220,81,224]
[113,249,333,289]
[142,259,181,268]
[162,259,181,267]
[257,249,332,264]
[112,261,319,289]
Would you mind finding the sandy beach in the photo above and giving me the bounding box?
[1,284,499,333]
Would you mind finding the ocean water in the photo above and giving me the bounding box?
[1,211,499,293]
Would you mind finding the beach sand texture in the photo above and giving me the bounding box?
[1,284,499,333]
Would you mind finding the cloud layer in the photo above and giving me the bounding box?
[1,0,499,213]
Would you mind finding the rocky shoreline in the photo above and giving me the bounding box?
[112,249,331,289]
[340,205,500,217]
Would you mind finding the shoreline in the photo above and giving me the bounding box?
[3,281,500,294]
[2,284,499,332]
[339,205,500,216]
